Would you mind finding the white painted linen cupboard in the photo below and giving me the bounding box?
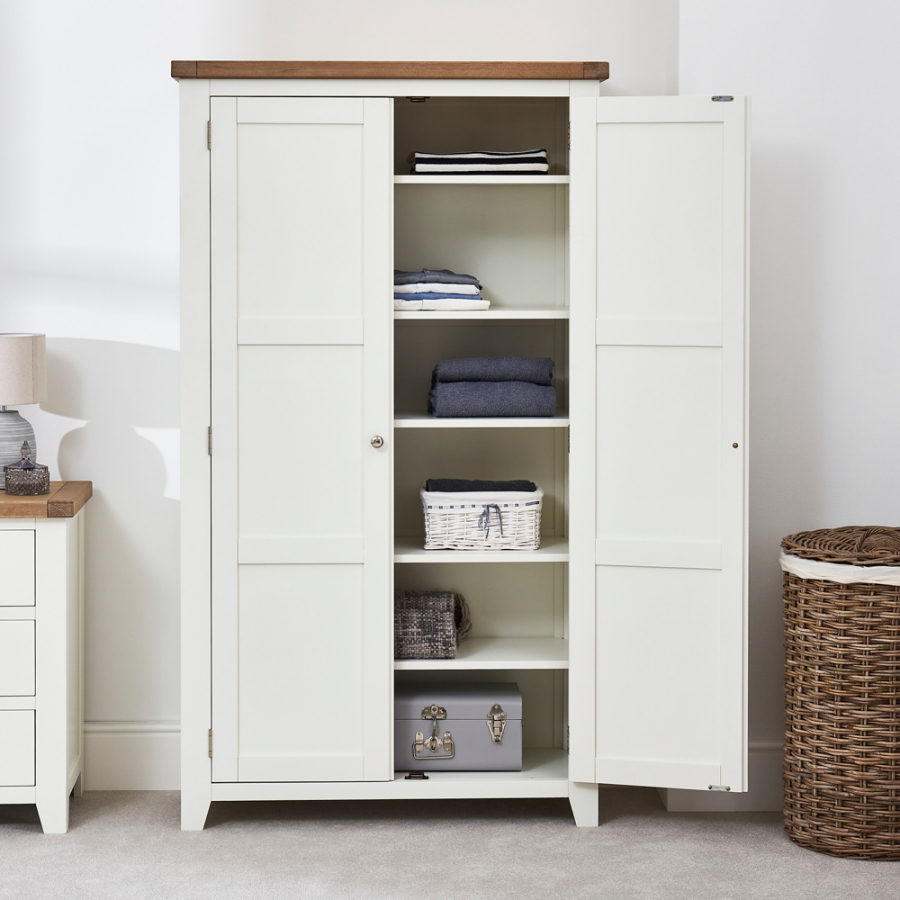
[174,61,748,830]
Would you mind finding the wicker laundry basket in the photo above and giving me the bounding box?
[781,526,900,859]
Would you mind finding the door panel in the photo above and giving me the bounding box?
[596,122,723,322]
[236,122,364,320]
[211,96,393,783]
[596,346,721,544]
[570,96,747,791]
[596,565,721,785]
[238,345,364,541]
[237,565,365,781]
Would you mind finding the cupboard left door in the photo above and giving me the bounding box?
[210,96,393,783]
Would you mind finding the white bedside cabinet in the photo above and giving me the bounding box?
[0,482,91,834]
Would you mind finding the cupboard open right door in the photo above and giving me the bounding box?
[569,96,748,792]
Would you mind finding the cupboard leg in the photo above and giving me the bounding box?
[569,781,599,827]
[181,791,211,831]
[36,794,69,834]
[72,772,83,798]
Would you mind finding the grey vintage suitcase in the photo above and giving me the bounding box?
[394,682,522,772]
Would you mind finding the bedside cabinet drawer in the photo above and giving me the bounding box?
[0,621,35,696]
[0,531,35,607]
[0,711,35,786]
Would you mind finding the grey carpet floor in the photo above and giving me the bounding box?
[0,789,898,899]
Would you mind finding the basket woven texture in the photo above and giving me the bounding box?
[782,526,900,859]
[394,591,472,659]
[421,489,542,551]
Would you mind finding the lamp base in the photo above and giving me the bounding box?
[0,409,37,469]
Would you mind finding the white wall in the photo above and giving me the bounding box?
[0,0,678,789]
[669,1,900,811]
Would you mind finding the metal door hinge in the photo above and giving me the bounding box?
[207,120,211,150]
[208,729,213,758]
[711,96,734,102]
[207,426,212,455]
[708,784,731,791]
[567,121,571,150]
[567,725,570,754]
[567,425,571,453]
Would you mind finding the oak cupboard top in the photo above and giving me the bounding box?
[170,60,609,81]
[0,481,92,518]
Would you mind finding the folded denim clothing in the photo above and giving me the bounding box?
[394,292,484,301]
[432,357,553,387]
[425,478,537,493]
[395,298,490,311]
[394,282,481,295]
[408,149,550,174]
[394,268,482,288]
[428,381,556,418]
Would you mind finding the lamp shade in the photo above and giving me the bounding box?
[0,334,47,406]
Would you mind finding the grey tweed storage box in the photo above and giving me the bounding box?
[394,682,522,772]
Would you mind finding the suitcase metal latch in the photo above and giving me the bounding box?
[486,704,507,743]
[413,704,455,760]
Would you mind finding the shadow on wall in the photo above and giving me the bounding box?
[746,146,827,741]
[41,338,181,722]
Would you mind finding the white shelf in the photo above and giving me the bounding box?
[394,535,569,563]
[395,306,568,320]
[212,749,570,801]
[394,637,568,670]
[394,412,569,428]
[392,748,569,794]
[394,175,569,185]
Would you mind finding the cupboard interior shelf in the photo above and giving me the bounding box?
[394,535,569,563]
[393,748,569,790]
[394,412,569,428]
[394,637,568,671]
[394,175,570,185]
[394,306,569,320]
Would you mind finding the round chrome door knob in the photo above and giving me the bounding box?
[370,435,384,449]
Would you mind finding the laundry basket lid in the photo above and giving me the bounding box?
[782,526,900,566]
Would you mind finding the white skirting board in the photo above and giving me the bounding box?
[83,722,180,791]
[657,741,783,812]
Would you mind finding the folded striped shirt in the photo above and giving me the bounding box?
[409,149,549,174]
[394,282,481,295]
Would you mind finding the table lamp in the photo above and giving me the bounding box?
[0,333,47,469]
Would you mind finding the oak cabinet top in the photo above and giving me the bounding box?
[171,61,609,81]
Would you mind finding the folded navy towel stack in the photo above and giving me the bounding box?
[408,149,550,175]
[428,357,556,418]
[425,479,537,493]
[394,268,489,311]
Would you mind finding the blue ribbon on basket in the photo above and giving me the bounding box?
[478,503,504,538]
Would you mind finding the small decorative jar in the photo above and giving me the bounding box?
[5,440,50,495]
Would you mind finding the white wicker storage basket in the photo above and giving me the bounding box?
[420,485,543,550]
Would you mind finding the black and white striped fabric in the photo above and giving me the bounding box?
[410,149,549,174]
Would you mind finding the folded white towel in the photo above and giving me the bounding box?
[394,298,491,311]
[393,282,481,295]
